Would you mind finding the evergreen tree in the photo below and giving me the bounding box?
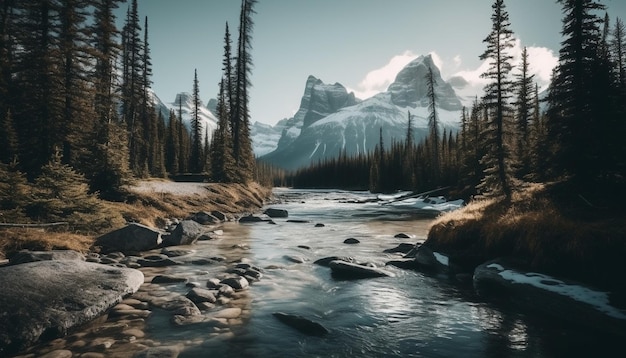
[165,109,179,174]
[0,109,18,164]
[547,0,614,186]
[231,0,257,182]
[425,65,440,183]
[0,0,15,140]
[29,150,124,233]
[513,46,534,179]
[211,78,237,182]
[0,161,30,222]
[140,15,157,176]
[189,69,203,173]
[90,0,129,196]
[222,22,235,129]
[611,17,626,87]
[120,0,145,175]
[11,0,62,177]
[478,0,516,198]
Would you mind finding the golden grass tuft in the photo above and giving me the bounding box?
[427,182,626,291]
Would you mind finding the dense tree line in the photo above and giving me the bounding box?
[284,0,626,205]
[0,0,258,228]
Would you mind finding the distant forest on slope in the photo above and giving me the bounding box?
[282,0,626,204]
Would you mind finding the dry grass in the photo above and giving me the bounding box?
[0,181,272,260]
[427,182,626,291]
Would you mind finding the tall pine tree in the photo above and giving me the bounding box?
[231,0,257,182]
[478,0,516,199]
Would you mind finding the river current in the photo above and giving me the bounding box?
[154,188,619,357]
[22,188,620,357]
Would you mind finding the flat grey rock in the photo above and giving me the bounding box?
[0,260,143,355]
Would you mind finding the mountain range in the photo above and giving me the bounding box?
[151,54,469,171]
[257,54,465,170]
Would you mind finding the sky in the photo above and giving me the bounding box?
[119,0,626,125]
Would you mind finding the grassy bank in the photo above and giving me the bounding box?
[0,181,272,260]
[426,182,626,292]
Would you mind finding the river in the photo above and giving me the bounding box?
[20,188,622,357]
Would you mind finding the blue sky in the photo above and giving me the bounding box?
[120,0,626,125]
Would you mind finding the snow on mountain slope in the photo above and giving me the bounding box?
[260,55,463,170]
[169,92,218,142]
[251,121,282,157]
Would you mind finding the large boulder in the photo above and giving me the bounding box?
[263,208,289,218]
[474,259,626,335]
[163,220,207,246]
[9,250,84,265]
[413,245,451,273]
[0,261,143,355]
[188,211,220,225]
[328,260,394,279]
[272,312,329,336]
[93,223,163,254]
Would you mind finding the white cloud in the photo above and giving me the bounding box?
[347,39,558,103]
[451,38,558,99]
[348,50,417,99]
[453,55,462,68]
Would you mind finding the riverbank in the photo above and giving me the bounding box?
[425,182,626,293]
[0,180,272,261]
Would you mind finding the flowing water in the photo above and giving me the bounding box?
[20,188,622,357]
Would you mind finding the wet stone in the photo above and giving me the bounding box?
[39,350,73,358]
[122,328,145,339]
[220,276,249,290]
[151,275,188,284]
[133,346,182,358]
[206,278,221,289]
[213,307,242,319]
[186,288,217,304]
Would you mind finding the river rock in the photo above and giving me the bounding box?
[474,258,626,335]
[188,211,220,225]
[163,220,207,246]
[9,249,85,265]
[413,245,450,273]
[394,233,411,239]
[220,276,249,290]
[287,219,310,223]
[137,257,182,267]
[329,260,394,279]
[272,312,329,336]
[186,288,217,304]
[0,261,143,355]
[383,243,415,254]
[263,208,289,218]
[386,258,418,269]
[238,214,272,223]
[343,238,360,244]
[133,345,182,358]
[94,223,163,254]
[313,256,357,267]
[152,275,188,284]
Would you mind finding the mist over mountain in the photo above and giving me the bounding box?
[258,55,464,170]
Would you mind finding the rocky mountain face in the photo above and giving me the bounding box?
[259,55,463,170]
